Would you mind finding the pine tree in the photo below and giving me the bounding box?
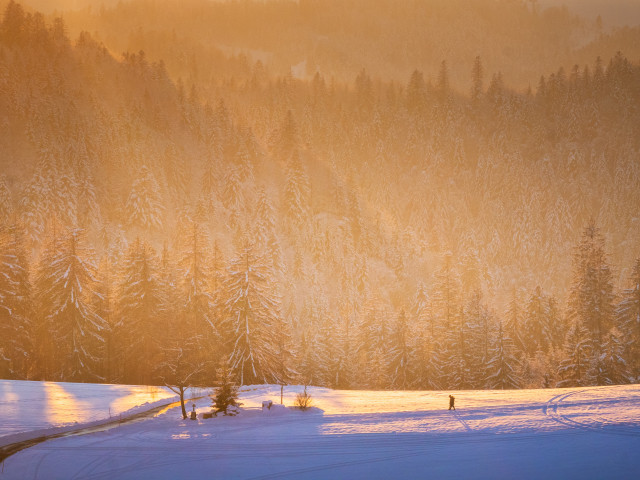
[117,238,162,384]
[433,253,461,330]
[504,288,525,354]
[125,166,165,230]
[211,358,242,415]
[522,286,551,355]
[253,187,276,251]
[437,60,450,102]
[406,70,427,115]
[446,308,473,390]
[471,56,484,102]
[283,149,310,230]
[75,160,101,228]
[94,256,116,382]
[411,326,441,390]
[40,229,105,381]
[569,221,614,348]
[208,239,225,334]
[617,258,640,380]
[588,330,631,386]
[32,222,63,379]
[485,322,520,389]
[465,290,491,385]
[433,254,461,388]
[556,320,591,387]
[273,315,297,387]
[0,223,33,378]
[53,171,78,227]
[0,176,13,224]
[297,329,315,386]
[157,245,207,419]
[19,166,50,247]
[298,295,332,386]
[177,216,216,381]
[222,166,243,227]
[356,297,391,388]
[410,284,441,389]
[329,300,357,390]
[273,109,299,159]
[157,243,180,370]
[221,243,281,385]
[389,309,411,389]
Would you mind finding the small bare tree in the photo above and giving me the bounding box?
[160,346,206,420]
[294,385,312,411]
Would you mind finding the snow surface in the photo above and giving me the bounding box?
[3,383,640,479]
[0,380,177,447]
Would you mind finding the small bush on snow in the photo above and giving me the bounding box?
[294,386,312,410]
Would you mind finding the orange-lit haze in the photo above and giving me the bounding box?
[0,0,639,392]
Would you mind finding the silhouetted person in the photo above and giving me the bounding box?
[448,395,455,410]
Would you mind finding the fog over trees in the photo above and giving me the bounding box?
[1,0,640,390]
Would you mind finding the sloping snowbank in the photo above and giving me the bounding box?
[0,380,177,447]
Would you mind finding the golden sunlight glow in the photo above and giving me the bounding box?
[1,0,639,393]
[44,382,92,425]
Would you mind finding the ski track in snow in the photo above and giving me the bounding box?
[2,383,640,479]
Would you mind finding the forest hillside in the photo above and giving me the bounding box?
[1,0,640,391]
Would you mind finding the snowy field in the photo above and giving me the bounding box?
[2,383,640,479]
[0,380,177,447]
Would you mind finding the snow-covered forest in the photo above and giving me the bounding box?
[1,0,640,391]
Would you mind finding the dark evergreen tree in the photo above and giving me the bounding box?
[471,56,484,102]
[406,69,427,115]
[211,358,242,415]
[569,221,615,370]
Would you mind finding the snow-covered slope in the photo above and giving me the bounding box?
[3,383,640,479]
[0,380,177,447]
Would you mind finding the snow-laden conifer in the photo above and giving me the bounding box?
[569,221,614,347]
[40,228,105,381]
[211,358,241,415]
[0,176,13,224]
[556,320,591,387]
[485,322,520,389]
[283,149,310,229]
[94,255,116,382]
[117,238,162,384]
[177,215,216,381]
[588,330,631,386]
[389,309,411,389]
[0,223,33,378]
[125,166,164,230]
[221,242,281,385]
[617,259,640,380]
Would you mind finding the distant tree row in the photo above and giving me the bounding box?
[1,218,639,390]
